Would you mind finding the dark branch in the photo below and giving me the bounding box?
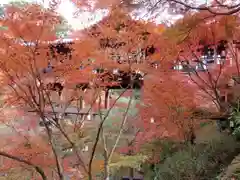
[0,151,47,180]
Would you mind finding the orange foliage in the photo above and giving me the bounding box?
[1,2,233,178]
[3,4,59,41]
[157,11,240,111]
[0,135,55,174]
[138,71,196,143]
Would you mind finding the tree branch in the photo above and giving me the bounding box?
[107,93,133,163]
[0,151,47,180]
[88,87,129,180]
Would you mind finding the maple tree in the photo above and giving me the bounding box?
[70,0,240,179]
[111,11,240,164]
[0,2,165,179]
[81,8,206,174]
[1,0,236,179]
[153,11,240,134]
[72,8,164,179]
[140,72,196,140]
[0,2,93,179]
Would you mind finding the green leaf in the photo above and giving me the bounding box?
[109,154,147,172]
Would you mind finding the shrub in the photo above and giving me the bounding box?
[145,135,240,180]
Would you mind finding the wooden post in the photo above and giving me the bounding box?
[105,89,109,109]
[79,96,83,109]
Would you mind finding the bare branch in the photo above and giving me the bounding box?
[88,87,129,179]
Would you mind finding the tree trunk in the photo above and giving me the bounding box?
[104,163,110,180]
[129,168,134,180]
[235,46,240,77]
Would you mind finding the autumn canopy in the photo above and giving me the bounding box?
[0,0,239,179]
